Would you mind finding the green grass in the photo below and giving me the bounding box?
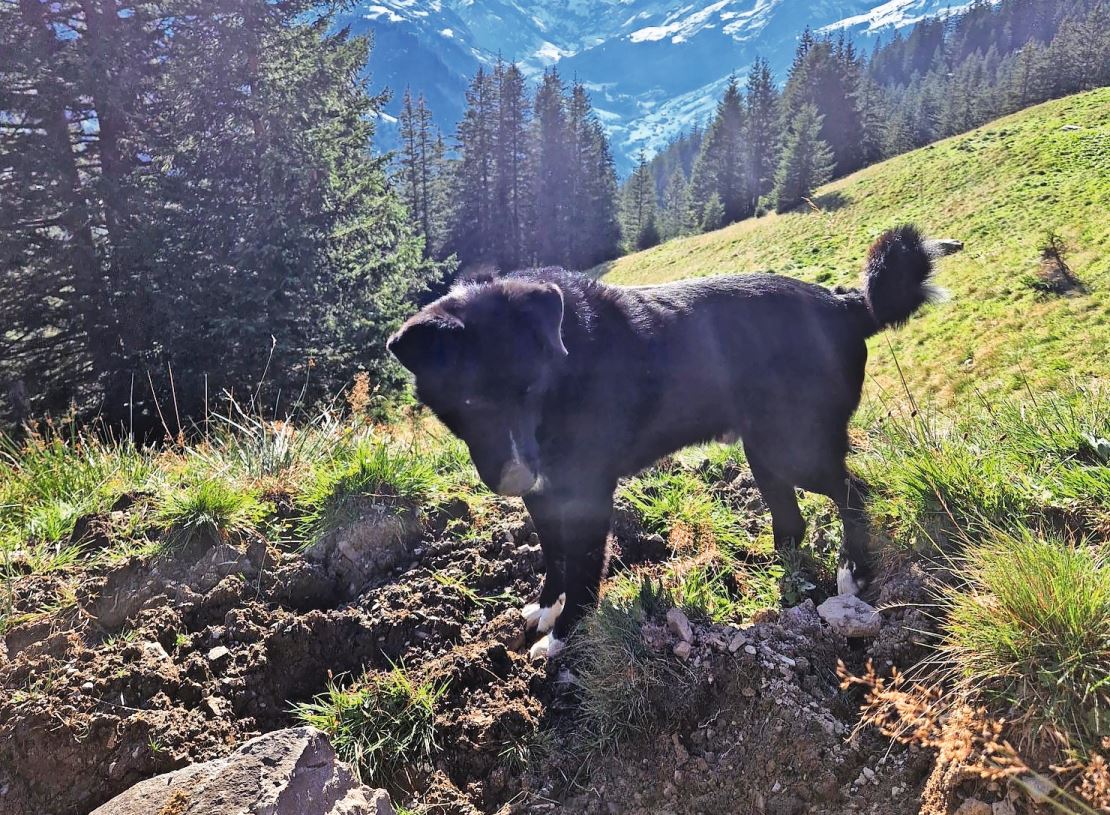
[620,468,752,554]
[294,667,448,790]
[0,426,153,570]
[193,402,351,486]
[155,476,265,549]
[599,89,1110,409]
[296,436,442,539]
[859,386,1110,551]
[941,531,1110,753]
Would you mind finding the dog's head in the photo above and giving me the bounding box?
[387,279,568,496]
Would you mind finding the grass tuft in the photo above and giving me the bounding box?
[155,477,264,549]
[298,438,439,539]
[941,531,1110,752]
[861,386,1110,550]
[574,582,699,752]
[294,667,448,790]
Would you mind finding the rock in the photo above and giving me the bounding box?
[992,800,1016,815]
[673,641,692,660]
[1061,124,1080,131]
[666,608,693,643]
[728,631,748,652]
[305,503,421,594]
[90,727,393,815]
[954,800,992,815]
[817,595,881,638]
[207,645,230,663]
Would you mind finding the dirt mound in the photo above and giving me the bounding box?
[525,600,935,815]
[1,489,970,815]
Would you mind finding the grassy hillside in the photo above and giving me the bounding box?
[600,89,1110,408]
[2,93,1109,815]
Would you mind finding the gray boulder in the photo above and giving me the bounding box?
[817,594,882,638]
[91,727,393,815]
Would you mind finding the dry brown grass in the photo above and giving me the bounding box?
[840,662,1110,814]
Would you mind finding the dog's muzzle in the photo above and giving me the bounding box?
[497,458,539,497]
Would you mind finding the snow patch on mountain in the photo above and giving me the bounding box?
[821,0,975,32]
[629,0,734,44]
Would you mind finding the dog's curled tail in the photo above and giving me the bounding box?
[862,225,962,334]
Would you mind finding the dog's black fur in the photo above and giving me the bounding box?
[388,225,960,655]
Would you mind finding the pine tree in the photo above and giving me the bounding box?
[427,132,452,258]
[636,212,661,251]
[0,0,441,428]
[415,95,437,250]
[659,170,693,240]
[531,69,571,266]
[689,75,750,227]
[772,104,834,213]
[492,60,531,270]
[744,58,780,209]
[398,88,422,230]
[450,67,498,268]
[700,192,725,232]
[781,35,867,177]
[621,150,656,250]
[566,82,621,269]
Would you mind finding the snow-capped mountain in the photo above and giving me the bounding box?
[342,0,973,171]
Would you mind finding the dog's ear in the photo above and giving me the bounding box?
[519,283,568,359]
[387,310,463,375]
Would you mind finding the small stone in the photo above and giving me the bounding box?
[671,734,689,765]
[81,681,95,692]
[728,632,748,653]
[954,799,992,815]
[861,767,877,784]
[744,645,757,656]
[817,595,881,638]
[666,608,693,643]
[992,801,1015,815]
[140,641,172,663]
[207,645,230,663]
[673,641,692,660]
[1023,776,1053,804]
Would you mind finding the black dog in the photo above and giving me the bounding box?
[388,226,961,658]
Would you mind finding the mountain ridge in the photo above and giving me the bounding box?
[344,0,979,169]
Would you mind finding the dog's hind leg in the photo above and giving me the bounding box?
[745,446,806,552]
[809,468,873,596]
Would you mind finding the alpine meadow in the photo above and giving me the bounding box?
[0,1,1108,814]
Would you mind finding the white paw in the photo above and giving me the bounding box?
[529,634,566,661]
[522,593,565,633]
[536,593,565,633]
[837,565,862,596]
[521,602,542,627]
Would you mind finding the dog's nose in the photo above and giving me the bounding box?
[497,459,538,496]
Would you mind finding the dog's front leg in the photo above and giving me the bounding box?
[529,488,613,660]
[521,493,567,635]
